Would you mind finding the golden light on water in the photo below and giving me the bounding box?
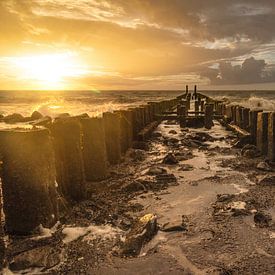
[8,52,89,90]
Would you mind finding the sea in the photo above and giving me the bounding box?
[0,90,275,118]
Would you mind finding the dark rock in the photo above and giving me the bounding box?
[168,129,177,135]
[3,113,25,124]
[55,113,70,119]
[257,175,275,186]
[151,131,162,138]
[162,153,179,165]
[30,116,52,127]
[161,221,187,232]
[76,113,90,119]
[146,166,167,175]
[31,111,43,120]
[178,164,194,171]
[217,194,235,202]
[256,161,273,172]
[121,181,146,193]
[164,137,179,144]
[129,149,145,161]
[241,144,261,158]
[254,211,272,227]
[132,141,149,151]
[10,245,61,271]
[156,173,177,184]
[120,214,158,256]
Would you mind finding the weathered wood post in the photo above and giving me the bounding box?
[49,119,85,202]
[0,129,58,234]
[177,105,186,128]
[200,100,205,112]
[231,105,237,125]
[236,106,244,128]
[249,110,263,144]
[242,108,250,131]
[194,85,197,99]
[0,166,5,269]
[268,112,275,161]
[256,112,269,155]
[81,117,108,181]
[194,101,199,115]
[103,112,121,164]
[204,104,214,129]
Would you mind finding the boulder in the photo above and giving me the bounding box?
[120,214,158,256]
[178,164,194,171]
[254,211,272,227]
[128,149,145,161]
[151,131,162,138]
[168,129,177,135]
[146,166,167,175]
[121,181,146,193]
[241,144,261,158]
[155,173,177,184]
[3,113,25,124]
[132,141,149,151]
[10,245,61,271]
[256,161,273,172]
[30,116,52,127]
[217,194,235,202]
[257,175,275,186]
[31,111,43,120]
[162,153,179,165]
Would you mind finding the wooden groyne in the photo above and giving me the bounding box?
[0,86,274,268]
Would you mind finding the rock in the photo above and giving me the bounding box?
[163,137,179,145]
[217,194,235,202]
[31,111,43,120]
[256,161,273,172]
[178,164,194,171]
[30,116,52,126]
[132,141,149,151]
[10,245,61,271]
[174,151,193,161]
[254,211,272,227]
[3,113,25,124]
[161,220,187,232]
[257,175,275,186]
[168,129,177,135]
[151,131,162,138]
[121,181,146,193]
[228,201,249,216]
[120,214,158,256]
[155,173,177,184]
[146,166,167,175]
[74,113,89,119]
[241,144,261,158]
[162,153,179,165]
[128,149,145,161]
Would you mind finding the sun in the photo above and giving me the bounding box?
[10,52,88,89]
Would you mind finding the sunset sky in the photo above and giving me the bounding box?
[1,0,275,90]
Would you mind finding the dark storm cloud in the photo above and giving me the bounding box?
[201,57,275,85]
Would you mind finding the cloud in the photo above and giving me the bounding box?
[201,57,275,85]
[1,0,275,89]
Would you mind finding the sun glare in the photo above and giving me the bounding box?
[10,52,88,89]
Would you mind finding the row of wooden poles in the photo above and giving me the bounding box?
[176,85,275,162]
[176,86,216,129]
[0,98,178,238]
[214,100,275,161]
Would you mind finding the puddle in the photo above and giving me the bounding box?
[62,224,122,244]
